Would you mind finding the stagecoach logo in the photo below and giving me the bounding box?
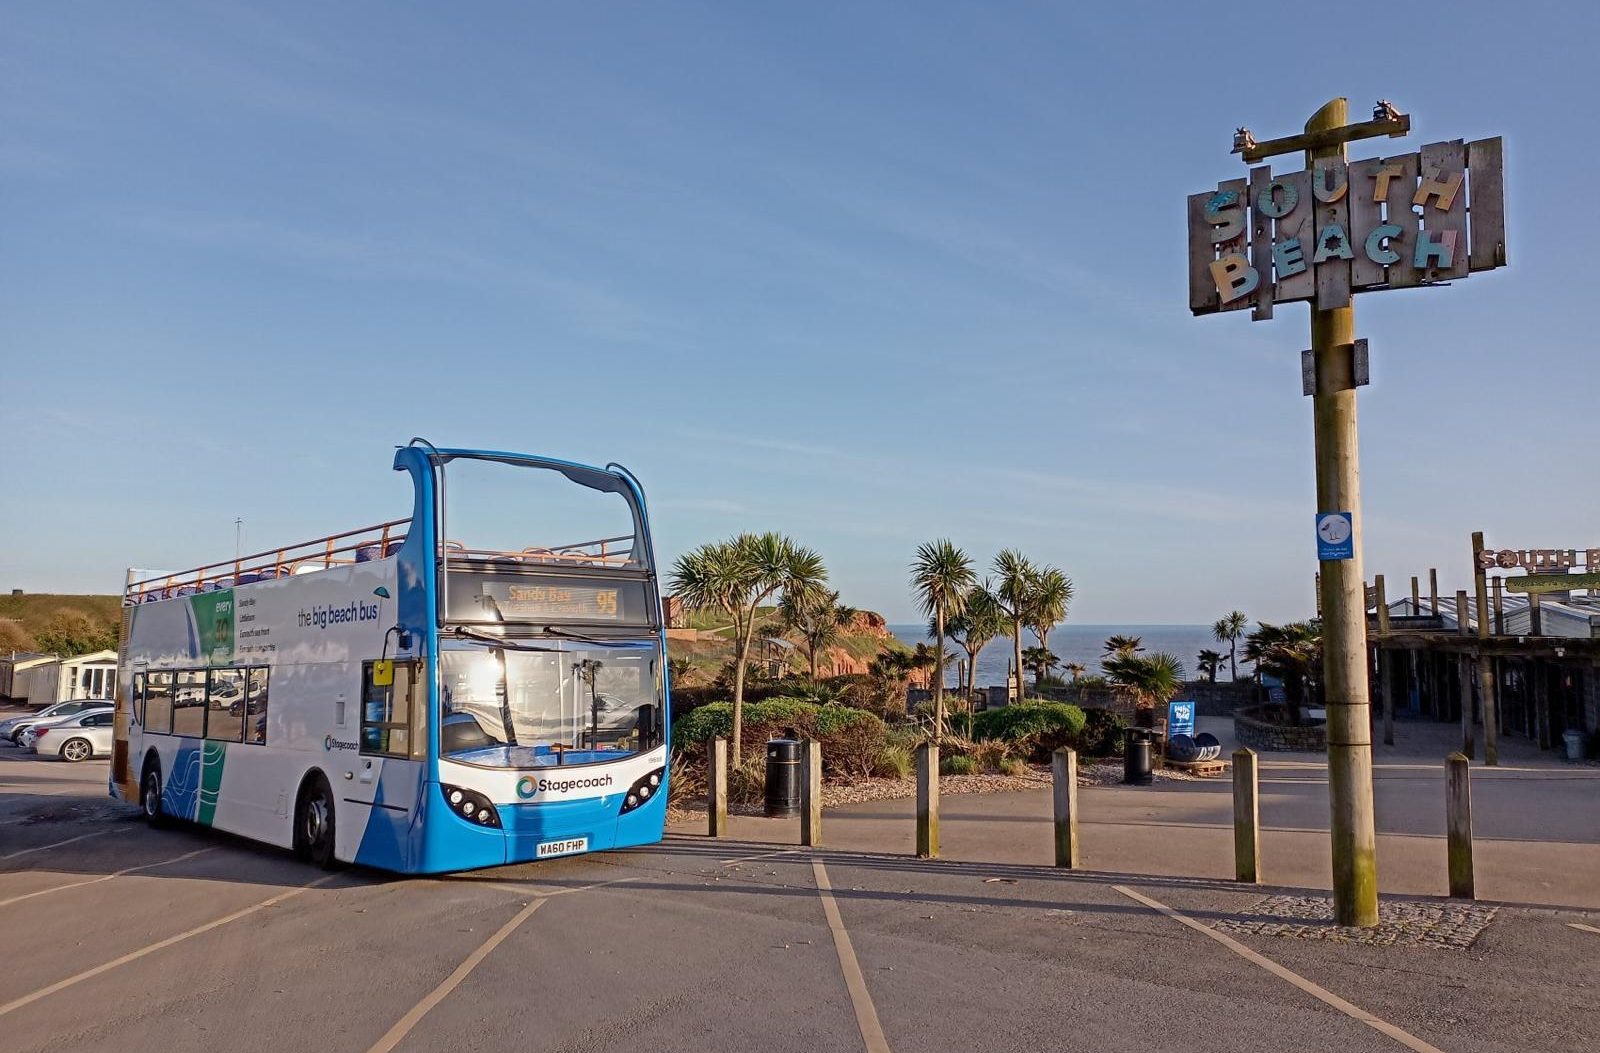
[325,736,360,752]
[517,773,614,800]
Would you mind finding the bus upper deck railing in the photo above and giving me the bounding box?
[125,524,639,605]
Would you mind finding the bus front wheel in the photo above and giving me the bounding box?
[295,775,338,869]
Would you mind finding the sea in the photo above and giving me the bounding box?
[887,624,1232,686]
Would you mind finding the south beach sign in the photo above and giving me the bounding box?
[1187,137,1506,319]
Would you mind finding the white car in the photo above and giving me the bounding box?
[1,698,113,745]
[24,710,116,761]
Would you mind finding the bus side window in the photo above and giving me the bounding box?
[361,660,425,760]
[131,672,146,727]
[246,668,269,745]
[145,672,174,735]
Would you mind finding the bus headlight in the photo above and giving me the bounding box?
[440,784,501,828]
[619,767,666,815]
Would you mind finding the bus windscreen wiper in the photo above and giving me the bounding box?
[539,625,612,645]
[449,626,561,652]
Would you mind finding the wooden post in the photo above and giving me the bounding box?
[916,743,939,858]
[1529,592,1544,637]
[1374,574,1393,746]
[1445,752,1475,899]
[1411,576,1421,613]
[708,737,728,837]
[1233,748,1260,883]
[1429,567,1439,615]
[1051,748,1079,868]
[1471,532,1499,766]
[1492,576,1505,634]
[800,739,822,847]
[1309,98,1378,928]
[1456,590,1474,759]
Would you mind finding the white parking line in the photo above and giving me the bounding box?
[813,859,891,1053]
[722,848,803,866]
[0,874,335,1019]
[1568,922,1600,936]
[1113,886,1446,1053]
[363,898,547,1053]
[0,827,131,861]
[0,847,215,909]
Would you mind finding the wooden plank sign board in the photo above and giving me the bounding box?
[1188,137,1505,317]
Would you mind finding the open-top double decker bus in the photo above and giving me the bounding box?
[111,441,669,873]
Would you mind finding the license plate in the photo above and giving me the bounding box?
[536,837,588,859]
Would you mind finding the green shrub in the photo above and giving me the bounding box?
[940,754,978,776]
[672,702,734,751]
[670,698,886,777]
[1072,706,1128,757]
[727,752,767,805]
[872,743,914,779]
[969,701,1087,760]
[997,757,1028,776]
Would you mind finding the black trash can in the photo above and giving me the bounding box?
[1123,728,1153,786]
[765,739,801,818]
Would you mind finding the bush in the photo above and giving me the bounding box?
[873,743,914,779]
[970,739,1011,773]
[1072,707,1128,757]
[670,698,887,777]
[941,754,978,776]
[968,701,1087,761]
[997,757,1028,776]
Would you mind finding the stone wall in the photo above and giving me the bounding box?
[1184,680,1262,716]
[1234,705,1327,752]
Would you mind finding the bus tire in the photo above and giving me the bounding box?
[295,773,338,869]
[141,757,170,828]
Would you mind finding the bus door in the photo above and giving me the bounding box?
[343,660,428,865]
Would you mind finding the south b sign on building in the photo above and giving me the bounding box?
[1187,138,1506,318]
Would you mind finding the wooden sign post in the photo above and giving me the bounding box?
[1187,99,1508,929]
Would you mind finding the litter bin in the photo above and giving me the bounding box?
[765,738,801,817]
[1123,728,1153,785]
[1563,729,1586,762]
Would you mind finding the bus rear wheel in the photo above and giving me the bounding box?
[141,762,169,828]
[295,775,338,869]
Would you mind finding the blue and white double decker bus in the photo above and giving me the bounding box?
[111,442,669,873]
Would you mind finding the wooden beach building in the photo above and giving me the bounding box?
[1366,545,1600,757]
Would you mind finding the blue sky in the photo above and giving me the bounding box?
[3,2,1596,624]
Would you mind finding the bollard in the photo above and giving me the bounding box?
[1446,752,1475,899]
[916,742,939,858]
[1233,747,1260,884]
[800,739,822,847]
[1051,747,1079,868]
[708,737,728,838]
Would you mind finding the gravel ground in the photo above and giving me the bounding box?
[666,759,1207,824]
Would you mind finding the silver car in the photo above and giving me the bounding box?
[25,710,115,761]
[2,698,114,745]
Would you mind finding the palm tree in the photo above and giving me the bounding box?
[1243,621,1322,724]
[1103,634,1144,660]
[1022,645,1059,687]
[1024,565,1073,663]
[944,583,1007,703]
[1104,652,1186,718]
[1063,662,1087,681]
[992,549,1036,703]
[1196,649,1224,683]
[668,656,694,687]
[1213,611,1248,681]
[670,532,827,761]
[910,540,976,740]
[780,587,854,678]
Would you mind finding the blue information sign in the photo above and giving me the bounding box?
[1316,512,1354,561]
[1167,700,1195,739]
